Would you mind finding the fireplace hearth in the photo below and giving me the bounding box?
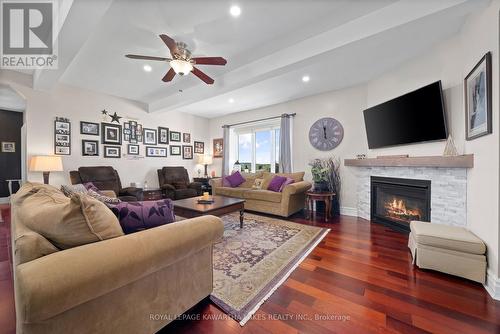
[371,176,431,232]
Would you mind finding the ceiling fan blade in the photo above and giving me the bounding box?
[159,34,179,57]
[191,67,214,84]
[125,54,170,61]
[162,68,176,82]
[192,57,227,66]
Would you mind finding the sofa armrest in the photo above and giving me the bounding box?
[100,190,117,198]
[210,178,223,188]
[160,183,176,191]
[15,216,224,323]
[283,181,312,196]
[119,187,143,200]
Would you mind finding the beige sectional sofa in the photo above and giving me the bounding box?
[11,183,223,334]
[211,171,312,217]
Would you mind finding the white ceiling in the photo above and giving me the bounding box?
[30,0,489,118]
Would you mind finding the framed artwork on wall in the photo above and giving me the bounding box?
[170,145,181,156]
[183,133,191,143]
[1,142,15,153]
[102,123,122,145]
[213,138,223,158]
[146,146,167,157]
[158,127,169,144]
[128,144,139,155]
[170,131,181,142]
[80,121,99,136]
[182,145,193,160]
[143,128,157,145]
[194,141,204,154]
[465,52,492,140]
[82,140,99,156]
[54,118,71,155]
[104,145,121,158]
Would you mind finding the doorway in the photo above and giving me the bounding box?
[0,109,24,202]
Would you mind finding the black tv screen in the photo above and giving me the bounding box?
[363,81,448,149]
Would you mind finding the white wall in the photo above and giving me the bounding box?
[0,70,210,189]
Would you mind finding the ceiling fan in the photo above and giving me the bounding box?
[125,34,227,85]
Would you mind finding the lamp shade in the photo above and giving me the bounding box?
[197,154,213,165]
[30,155,63,172]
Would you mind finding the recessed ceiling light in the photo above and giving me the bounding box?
[228,98,235,103]
[143,64,152,72]
[230,5,241,17]
[302,75,310,83]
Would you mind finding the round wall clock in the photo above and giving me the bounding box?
[308,117,344,151]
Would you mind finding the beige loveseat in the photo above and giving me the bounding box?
[211,171,312,217]
[11,183,223,334]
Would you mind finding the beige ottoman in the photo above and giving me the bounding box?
[408,221,486,283]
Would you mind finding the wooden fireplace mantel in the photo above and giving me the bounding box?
[344,154,474,168]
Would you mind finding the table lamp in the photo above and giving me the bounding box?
[30,155,63,184]
[197,154,213,178]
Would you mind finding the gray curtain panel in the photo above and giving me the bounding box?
[222,125,231,176]
[279,114,293,173]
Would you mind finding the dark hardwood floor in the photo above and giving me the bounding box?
[1,205,500,334]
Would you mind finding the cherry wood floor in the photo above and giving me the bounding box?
[1,205,500,334]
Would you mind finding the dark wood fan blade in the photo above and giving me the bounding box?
[159,34,179,57]
[191,67,214,84]
[192,57,227,65]
[162,68,176,82]
[125,54,170,61]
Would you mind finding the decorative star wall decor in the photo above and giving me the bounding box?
[101,109,108,115]
[109,112,122,124]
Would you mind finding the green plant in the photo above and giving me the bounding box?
[309,157,342,215]
[309,159,329,182]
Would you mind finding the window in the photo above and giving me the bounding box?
[236,125,280,173]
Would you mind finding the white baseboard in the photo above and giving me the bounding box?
[484,269,500,300]
[340,206,358,217]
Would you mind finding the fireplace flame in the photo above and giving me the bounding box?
[384,197,422,221]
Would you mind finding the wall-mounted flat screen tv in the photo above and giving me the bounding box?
[363,81,448,149]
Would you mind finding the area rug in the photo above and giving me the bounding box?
[210,213,329,325]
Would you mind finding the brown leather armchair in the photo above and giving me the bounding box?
[157,167,202,200]
[70,166,143,201]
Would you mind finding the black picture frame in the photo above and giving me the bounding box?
[104,145,121,158]
[465,52,492,140]
[194,141,204,154]
[170,145,181,156]
[182,145,193,160]
[82,140,99,156]
[80,121,99,136]
[183,133,191,143]
[54,119,71,155]
[143,128,157,145]
[170,131,181,142]
[127,144,139,155]
[158,127,169,144]
[146,146,167,157]
[102,123,122,145]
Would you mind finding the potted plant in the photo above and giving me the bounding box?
[309,159,329,192]
[309,157,342,215]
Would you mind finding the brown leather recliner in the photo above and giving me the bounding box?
[157,167,202,200]
[70,166,143,202]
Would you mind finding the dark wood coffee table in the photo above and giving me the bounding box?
[173,196,246,228]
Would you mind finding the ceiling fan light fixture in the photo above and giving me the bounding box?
[170,59,193,76]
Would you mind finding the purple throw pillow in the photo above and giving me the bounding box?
[222,177,231,187]
[83,182,101,194]
[268,175,287,192]
[279,177,294,192]
[226,171,246,188]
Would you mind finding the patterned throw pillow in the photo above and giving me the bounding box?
[61,184,88,197]
[252,178,264,189]
[87,189,122,204]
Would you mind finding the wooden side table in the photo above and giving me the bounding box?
[306,191,335,222]
[143,188,163,201]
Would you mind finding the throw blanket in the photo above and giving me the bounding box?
[107,199,175,234]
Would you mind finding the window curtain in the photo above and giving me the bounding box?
[222,125,231,176]
[279,114,293,173]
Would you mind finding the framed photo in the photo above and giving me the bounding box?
[1,142,15,153]
[146,146,167,157]
[128,144,139,155]
[80,121,99,136]
[194,141,204,154]
[182,145,193,160]
[170,145,181,156]
[170,131,181,142]
[82,140,99,156]
[144,128,157,145]
[104,145,121,158]
[183,133,191,143]
[465,52,492,140]
[54,119,71,155]
[213,138,223,158]
[102,123,122,145]
[158,127,169,144]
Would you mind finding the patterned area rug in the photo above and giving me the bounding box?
[211,213,329,325]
